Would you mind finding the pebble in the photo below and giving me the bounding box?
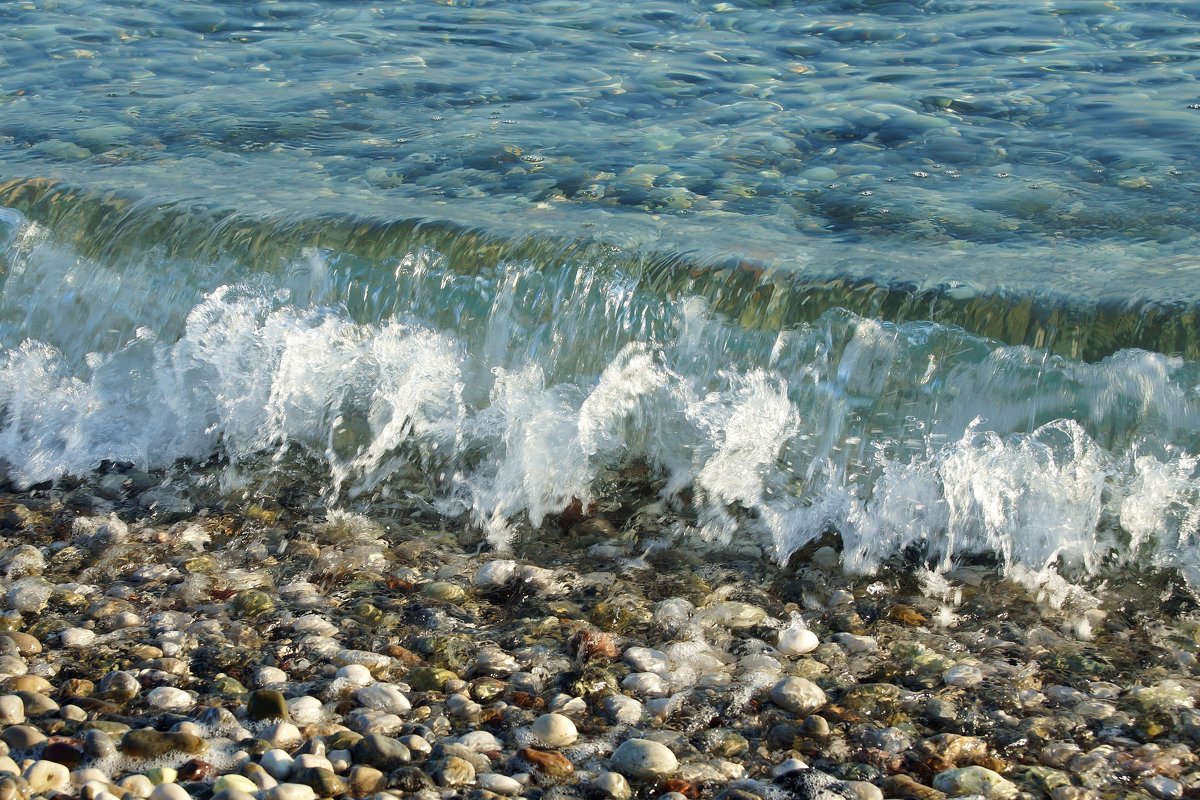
[610,739,678,780]
[831,633,878,654]
[355,682,411,715]
[247,689,290,721]
[212,775,259,795]
[351,734,411,771]
[943,664,984,687]
[770,677,827,715]
[474,560,517,588]
[23,760,69,794]
[478,773,523,795]
[146,686,193,711]
[0,697,23,725]
[60,628,97,648]
[259,750,295,781]
[262,784,317,800]
[592,771,632,800]
[609,695,646,725]
[778,626,820,656]
[530,713,578,747]
[932,766,1019,799]
[148,783,192,800]
[434,755,475,787]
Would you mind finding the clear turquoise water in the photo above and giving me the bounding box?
[2,0,1200,588]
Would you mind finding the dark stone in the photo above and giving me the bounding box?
[352,734,411,771]
[246,689,290,722]
[120,729,206,758]
[388,767,434,793]
[292,766,348,797]
[774,768,858,800]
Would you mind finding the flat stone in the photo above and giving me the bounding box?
[932,766,1019,799]
[610,739,677,780]
[262,784,318,800]
[121,729,206,758]
[477,773,523,796]
[519,747,574,779]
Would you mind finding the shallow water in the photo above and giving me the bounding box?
[2,0,1200,593]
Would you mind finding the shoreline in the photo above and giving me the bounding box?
[0,467,1196,800]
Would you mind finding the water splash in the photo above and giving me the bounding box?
[2,206,1200,594]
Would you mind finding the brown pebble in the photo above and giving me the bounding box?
[659,778,699,798]
[3,676,51,694]
[178,759,217,781]
[569,628,621,662]
[883,774,947,800]
[518,747,573,779]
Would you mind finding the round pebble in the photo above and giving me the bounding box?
[610,739,678,780]
[531,713,578,747]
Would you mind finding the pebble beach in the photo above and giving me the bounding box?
[0,463,1195,800]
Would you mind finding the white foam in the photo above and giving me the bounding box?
[0,233,1199,595]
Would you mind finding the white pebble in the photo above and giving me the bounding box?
[60,628,97,648]
[335,664,373,685]
[255,666,289,686]
[831,633,878,654]
[770,677,827,715]
[356,683,411,715]
[344,708,403,735]
[621,672,669,697]
[260,749,295,781]
[286,695,325,725]
[24,760,69,794]
[943,664,984,688]
[146,687,193,711]
[292,614,338,637]
[148,783,192,800]
[119,774,154,798]
[261,721,303,749]
[0,695,24,725]
[773,758,809,775]
[610,739,678,779]
[262,784,317,800]
[474,560,517,588]
[458,730,502,753]
[605,694,643,725]
[622,647,670,675]
[592,771,632,799]
[531,713,578,747]
[477,773,523,795]
[777,626,820,656]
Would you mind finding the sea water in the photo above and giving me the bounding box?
[2,0,1200,594]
